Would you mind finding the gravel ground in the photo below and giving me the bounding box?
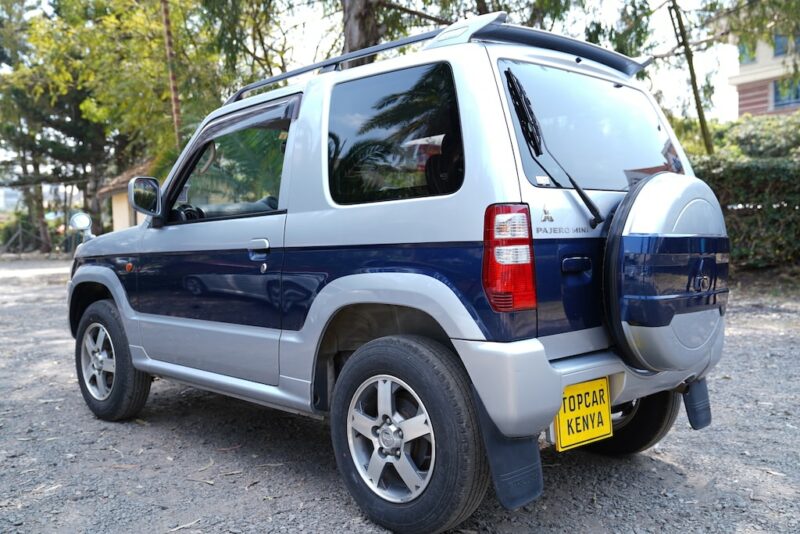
[1,259,798,533]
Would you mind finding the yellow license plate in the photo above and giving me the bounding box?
[554,377,613,452]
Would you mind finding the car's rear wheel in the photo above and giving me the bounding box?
[585,390,682,455]
[75,299,151,421]
[330,335,489,534]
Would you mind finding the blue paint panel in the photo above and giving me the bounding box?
[281,242,537,342]
[135,249,284,330]
[79,242,542,342]
[619,235,729,328]
[533,238,605,337]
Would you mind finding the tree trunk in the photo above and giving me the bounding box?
[670,0,714,155]
[31,183,52,253]
[342,0,383,65]
[30,158,52,253]
[161,0,182,151]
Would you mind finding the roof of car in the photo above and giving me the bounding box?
[220,12,650,110]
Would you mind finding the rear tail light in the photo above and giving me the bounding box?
[482,204,536,312]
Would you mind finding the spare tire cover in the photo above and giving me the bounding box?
[605,173,729,372]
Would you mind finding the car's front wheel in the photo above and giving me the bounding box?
[75,299,151,421]
[330,335,489,534]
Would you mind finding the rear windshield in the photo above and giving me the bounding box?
[500,59,685,191]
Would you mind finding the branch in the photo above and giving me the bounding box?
[378,2,452,26]
[651,31,730,59]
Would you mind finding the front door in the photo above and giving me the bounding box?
[135,95,298,385]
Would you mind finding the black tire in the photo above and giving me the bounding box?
[330,335,489,534]
[585,390,682,455]
[75,299,151,421]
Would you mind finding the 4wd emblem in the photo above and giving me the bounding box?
[541,205,554,223]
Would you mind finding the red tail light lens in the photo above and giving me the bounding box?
[482,204,536,312]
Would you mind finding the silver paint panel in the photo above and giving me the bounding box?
[453,337,563,438]
[138,314,282,385]
[283,43,521,249]
[623,311,725,372]
[621,172,727,236]
[455,336,715,438]
[74,224,144,259]
[129,346,311,416]
[538,327,610,361]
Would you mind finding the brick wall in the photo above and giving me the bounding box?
[737,80,770,116]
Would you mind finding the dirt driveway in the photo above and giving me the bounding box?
[1,259,798,533]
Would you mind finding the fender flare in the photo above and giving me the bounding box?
[279,272,486,381]
[68,265,140,345]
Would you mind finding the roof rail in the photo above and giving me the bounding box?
[224,11,651,105]
[224,29,442,104]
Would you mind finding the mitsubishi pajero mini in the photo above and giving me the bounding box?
[67,13,728,533]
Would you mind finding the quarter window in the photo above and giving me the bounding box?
[327,63,464,205]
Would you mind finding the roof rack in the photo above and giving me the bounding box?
[224,29,442,104]
[225,11,651,105]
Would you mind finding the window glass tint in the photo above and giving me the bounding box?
[738,43,755,64]
[501,60,685,191]
[774,34,788,56]
[774,79,800,108]
[328,63,463,204]
[171,115,289,222]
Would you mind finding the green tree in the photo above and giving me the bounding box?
[706,0,800,67]
[334,1,586,63]
[585,0,652,60]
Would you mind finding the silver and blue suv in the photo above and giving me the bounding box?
[67,12,729,533]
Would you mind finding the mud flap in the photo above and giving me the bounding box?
[472,386,543,510]
[682,378,712,430]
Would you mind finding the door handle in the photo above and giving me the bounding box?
[248,238,270,261]
[561,256,592,273]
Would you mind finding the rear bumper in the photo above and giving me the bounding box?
[453,334,722,438]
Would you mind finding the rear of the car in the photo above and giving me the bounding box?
[312,17,729,531]
[464,37,728,451]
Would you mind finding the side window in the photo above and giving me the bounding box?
[328,63,464,205]
[168,100,293,223]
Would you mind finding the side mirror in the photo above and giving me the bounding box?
[69,211,95,242]
[128,176,161,217]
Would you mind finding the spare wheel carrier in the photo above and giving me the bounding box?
[604,172,730,373]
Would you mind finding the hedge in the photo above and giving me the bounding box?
[691,155,800,269]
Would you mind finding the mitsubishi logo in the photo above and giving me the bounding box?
[691,258,713,293]
[541,205,554,223]
[693,274,711,292]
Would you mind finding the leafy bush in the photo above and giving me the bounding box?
[723,112,800,158]
[671,109,800,159]
[692,155,800,268]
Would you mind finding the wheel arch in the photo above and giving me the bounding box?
[68,265,137,342]
[311,303,459,412]
[69,281,114,337]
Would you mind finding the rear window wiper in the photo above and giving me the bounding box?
[504,68,605,229]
